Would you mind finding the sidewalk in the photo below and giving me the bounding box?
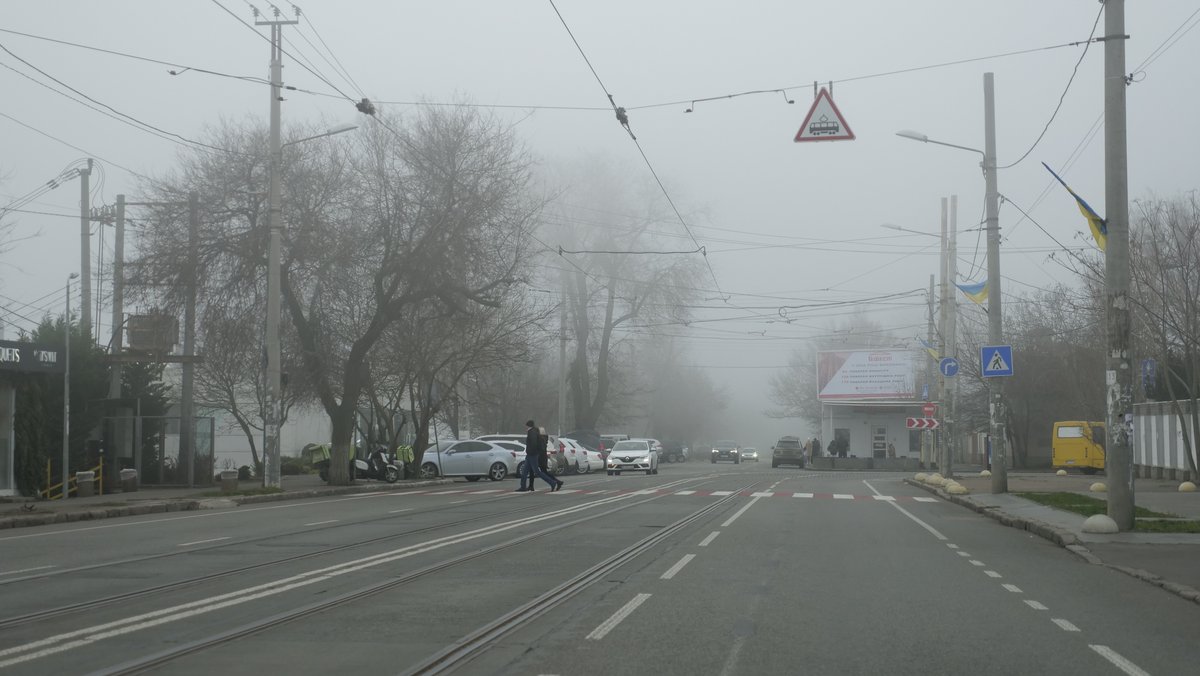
[908,470,1200,605]
[0,474,454,530]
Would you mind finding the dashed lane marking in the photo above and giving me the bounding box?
[1052,619,1080,632]
[1025,600,1048,610]
[947,544,959,549]
[957,551,972,557]
[1089,645,1151,676]
[675,490,696,495]
[304,520,339,527]
[698,531,720,547]
[388,508,412,514]
[660,554,695,580]
[586,593,652,641]
[0,565,55,577]
[711,491,735,496]
[721,496,763,527]
[984,571,1002,578]
[833,494,854,500]
[428,490,466,495]
[176,537,231,547]
[793,493,814,498]
[1002,584,1022,593]
[969,560,986,567]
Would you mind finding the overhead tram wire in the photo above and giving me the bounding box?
[0,112,144,179]
[290,3,368,99]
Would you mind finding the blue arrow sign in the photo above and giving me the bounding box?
[939,357,959,377]
[981,345,1014,378]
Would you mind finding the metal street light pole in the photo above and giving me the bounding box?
[62,272,78,499]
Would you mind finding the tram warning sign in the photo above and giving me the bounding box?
[794,87,855,142]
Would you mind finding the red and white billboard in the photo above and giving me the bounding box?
[818,350,916,401]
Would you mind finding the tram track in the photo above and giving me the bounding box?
[81,478,759,676]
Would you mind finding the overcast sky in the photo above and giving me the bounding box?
[2,1,1197,446]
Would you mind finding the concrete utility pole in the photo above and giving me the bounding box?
[260,8,298,489]
[925,273,935,467]
[946,194,958,479]
[78,159,93,337]
[181,193,199,486]
[983,72,1008,493]
[107,195,125,400]
[1104,0,1134,529]
[62,273,78,499]
[558,274,567,438]
[939,198,949,473]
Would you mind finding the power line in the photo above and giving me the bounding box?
[0,111,147,179]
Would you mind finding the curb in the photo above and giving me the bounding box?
[904,478,1200,607]
[0,479,456,531]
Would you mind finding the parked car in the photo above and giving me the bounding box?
[580,448,605,473]
[771,436,806,468]
[563,429,602,452]
[607,439,659,475]
[661,439,689,463]
[741,447,760,462]
[419,439,518,481]
[560,438,593,474]
[711,440,741,464]
[599,434,630,459]
[476,433,566,475]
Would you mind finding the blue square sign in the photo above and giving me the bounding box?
[981,345,1014,377]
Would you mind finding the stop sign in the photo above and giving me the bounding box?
[923,402,936,416]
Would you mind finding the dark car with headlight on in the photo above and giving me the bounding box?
[711,440,741,464]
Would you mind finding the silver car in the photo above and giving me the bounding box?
[606,439,660,476]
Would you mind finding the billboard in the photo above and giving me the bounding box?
[818,350,916,401]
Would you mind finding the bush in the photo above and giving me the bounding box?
[280,456,307,476]
[237,465,253,481]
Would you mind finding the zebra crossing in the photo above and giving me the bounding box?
[391,487,940,502]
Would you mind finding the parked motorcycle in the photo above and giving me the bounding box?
[316,446,401,483]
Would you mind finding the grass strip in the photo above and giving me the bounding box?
[1014,492,1175,518]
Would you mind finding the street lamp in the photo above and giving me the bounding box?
[264,123,358,488]
[62,272,79,500]
[896,71,1007,493]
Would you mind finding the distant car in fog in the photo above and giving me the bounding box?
[772,436,806,468]
[607,439,659,475]
[711,440,741,464]
[741,447,759,462]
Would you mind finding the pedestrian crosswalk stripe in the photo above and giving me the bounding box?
[411,488,944,502]
[711,491,734,496]
[793,492,814,498]
[913,497,938,503]
[833,494,854,500]
[751,491,775,497]
[675,490,696,495]
[872,495,896,501]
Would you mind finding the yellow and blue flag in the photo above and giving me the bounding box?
[1042,162,1107,252]
[917,337,940,361]
[956,280,988,305]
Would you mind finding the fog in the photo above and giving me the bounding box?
[2,1,1198,450]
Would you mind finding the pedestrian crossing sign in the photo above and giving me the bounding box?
[981,345,1014,378]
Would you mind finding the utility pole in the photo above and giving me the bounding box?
[984,72,1008,493]
[181,193,198,487]
[925,273,935,468]
[78,159,93,337]
[62,273,77,499]
[946,194,958,479]
[558,274,567,438]
[108,195,125,400]
[939,197,949,474]
[259,7,298,489]
[1104,0,1133,529]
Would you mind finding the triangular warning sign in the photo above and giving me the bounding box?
[794,87,855,142]
[987,351,1009,373]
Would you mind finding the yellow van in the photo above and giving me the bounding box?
[1052,421,1106,474]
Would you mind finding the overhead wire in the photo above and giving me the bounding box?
[0,111,151,179]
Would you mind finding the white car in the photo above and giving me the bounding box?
[606,439,659,476]
[581,448,605,473]
[419,439,518,481]
[476,434,566,474]
[560,438,593,474]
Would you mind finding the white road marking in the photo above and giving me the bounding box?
[586,593,652,640]
[984,571,1002,578]
[304,520,339,526]
[751,492,775,497]
[1002,584,1022,593]
[833,494,854,500]
[711,491,734,496]
[0,490,645,668]
[863,480,948,541]
[0,565,55,577]
[871,495,896,501]
[448,500,467,504]
[555,489,580,494]
[660,554,696,580]
[793,493,814,498]
[698,531,720,547]
[913,497,938,503]
[1025,600,1048,610]
[721,496,763,527]
[390,491,429,496]
[1089,645,1151,676]
[176,537,231,547]
[428,490,466,495]
[675,490,696,495]
[947,544,959,549]
[969,560,986,567]
[388,509,412,514]
[957,551,972,557]
[718,635,749,676]
[1052,618,1080,632]
[473,489,502,494]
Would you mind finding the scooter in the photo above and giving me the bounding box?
[317,447,401,483]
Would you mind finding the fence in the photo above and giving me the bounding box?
[1134,400,1199,480]
[101,415,215,486]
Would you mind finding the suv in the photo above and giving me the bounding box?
[772,436,805,468]
[711,440,740,464]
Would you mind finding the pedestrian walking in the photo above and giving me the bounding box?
[516,419,562,492]
[812,438,822,458]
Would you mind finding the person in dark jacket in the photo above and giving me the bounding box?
[517,419,561,492]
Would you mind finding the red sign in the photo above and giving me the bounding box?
[906,417,941,430]
[922,403,936,416]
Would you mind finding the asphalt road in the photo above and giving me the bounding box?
[1,460,1196,675]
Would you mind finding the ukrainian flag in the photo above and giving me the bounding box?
[918,337,940,361]
[1042,162,1107,252]
[956,280,988,305]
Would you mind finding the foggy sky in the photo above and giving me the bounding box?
[2,1,1197,448]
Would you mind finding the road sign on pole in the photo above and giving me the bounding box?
[922,402,936,417]
[906,417,940,430]
[981,345,1014,378]
[794,87,855,142]
[939,357,959,377]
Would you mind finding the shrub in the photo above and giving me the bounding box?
[237,465,253,481]
[280,456,307,476]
